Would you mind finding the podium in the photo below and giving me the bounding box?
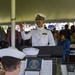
[33,45,63,75]
[20,46,63,75]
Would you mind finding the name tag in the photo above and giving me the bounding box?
[42,33,47,35]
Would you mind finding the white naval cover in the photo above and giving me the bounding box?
[23,47,39,55]
[0,47,26,59]
[35,13,46,20]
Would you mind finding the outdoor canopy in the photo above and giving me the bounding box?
[0,0,75,24]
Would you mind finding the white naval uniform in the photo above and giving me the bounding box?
[21,27,55,46]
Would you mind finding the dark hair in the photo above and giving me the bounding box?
[1,56,21,71]
[65,24,68,30]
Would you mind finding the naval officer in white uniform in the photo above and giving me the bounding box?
[20,13,55,46]
[0,47,26,75]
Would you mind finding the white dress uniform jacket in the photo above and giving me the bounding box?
[21,27,55,46]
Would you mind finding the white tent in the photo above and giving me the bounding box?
[0,0,75,24]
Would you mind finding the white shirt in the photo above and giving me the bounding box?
[21,27,55,46]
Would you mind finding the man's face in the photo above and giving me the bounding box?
[35,19,44,27]
[60,35,65,41]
